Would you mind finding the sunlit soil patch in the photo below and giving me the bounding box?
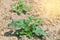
[28,0,60,25]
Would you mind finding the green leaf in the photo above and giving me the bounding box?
[11,0,30,14]
[8,20,26,28]
[34,18,42,23]
[23,4,30,11]
[33,26,48,37]
[8,16,48,38]
[26,32,32,38]
[18,0,24,6]
[28,16,34,20]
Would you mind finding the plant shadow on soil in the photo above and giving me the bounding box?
[4,29,22,40]
[10,10,27,15]
[4,29,45,40]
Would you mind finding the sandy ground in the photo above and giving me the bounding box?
[0,0,60,40]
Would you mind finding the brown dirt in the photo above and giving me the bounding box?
[0,0,60,40]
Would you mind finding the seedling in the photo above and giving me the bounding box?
[12,0,30,15]
[8,16,48,38]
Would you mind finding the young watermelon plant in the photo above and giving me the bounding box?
[8,16,48,38]
[12,0,30,15]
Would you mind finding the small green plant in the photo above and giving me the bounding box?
[8,16,48,38]
[12,0,30,15]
